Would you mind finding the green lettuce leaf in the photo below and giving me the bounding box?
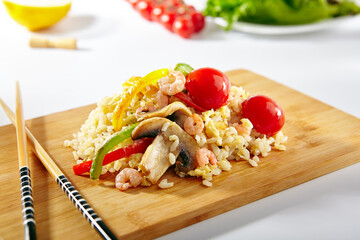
[204,0,360,30]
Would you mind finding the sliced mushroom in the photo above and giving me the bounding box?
[137,102,192,128]
[138,134,173,184]
[132,117,199,183]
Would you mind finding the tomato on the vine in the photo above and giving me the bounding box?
[191,12,205,32]
[167,0,184,7]
[241,95,285,136]
[151,4,165,22]
[128,0,139,8]
[160,10,177,31]
[186,5,196,14]
[126,0,206,38]
[172,16,195,38]
[135,0,154,21]
[185,68,231,110]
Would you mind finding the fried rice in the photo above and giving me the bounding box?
[64,69,287,189]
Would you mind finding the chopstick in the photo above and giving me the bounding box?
[15,82,37,240]
[0,96,118,240]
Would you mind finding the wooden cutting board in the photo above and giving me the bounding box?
[1,70,360,240]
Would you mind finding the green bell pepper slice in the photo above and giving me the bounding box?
[90,123,139,180]
[175,63,194,77]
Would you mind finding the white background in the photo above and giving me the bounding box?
[0,0,359,239]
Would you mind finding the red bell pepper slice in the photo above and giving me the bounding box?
[73,138,154,175]
[175,92,206,112]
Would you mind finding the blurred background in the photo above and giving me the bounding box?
[0,0,359,125]
[0,0,359,239]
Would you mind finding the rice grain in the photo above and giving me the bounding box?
[158,179,174,189]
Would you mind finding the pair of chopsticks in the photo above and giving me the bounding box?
[0,83,117,240]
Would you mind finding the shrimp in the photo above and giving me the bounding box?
[184,113,204,135]
[158,71,186,96]
[155,90,169,108]
[234,123,251,136]
[196,148,218,167]
[115,168,143,191]
[135,104,156,119]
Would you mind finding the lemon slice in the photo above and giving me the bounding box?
[3,0,72,31]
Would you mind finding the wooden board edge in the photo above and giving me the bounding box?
[133,150,360,239]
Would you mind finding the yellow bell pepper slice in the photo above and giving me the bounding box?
[122,76,141,88]
[123,76,159,98]
[112,68,169,131]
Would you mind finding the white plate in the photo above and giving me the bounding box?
[213,17,352,35]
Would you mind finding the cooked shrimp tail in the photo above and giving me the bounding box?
[184,113,204,135]
[158,71,186,96]
[196,148,218,167]
[115,168,143,191]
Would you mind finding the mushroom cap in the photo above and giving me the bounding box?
[137,102,192,128]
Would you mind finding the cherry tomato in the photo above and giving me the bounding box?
[176,5,189,15]
[186,5,196,14]
[128,0,139,8]
[136,0,154,21]
[186,68,231,110]
[151,4,165,22]
[160,10,177,31]
[167,0,184,7]
[191,12,205,32]
[172,15,195,38]
[241,95,285,136]
[126,0,206,38]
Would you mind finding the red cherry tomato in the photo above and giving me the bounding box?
[136,0,154,21]
[186,5,196,14]
[127,0,205,37]
[186,68,231,110]
[175,5,189,15]
[191,12,205,32]
[151,4,165,22]
[128,0,139,8]
[167,0,184,7]
[241,95,285,136]
[160,10,177,31]
[172,16,195,38]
